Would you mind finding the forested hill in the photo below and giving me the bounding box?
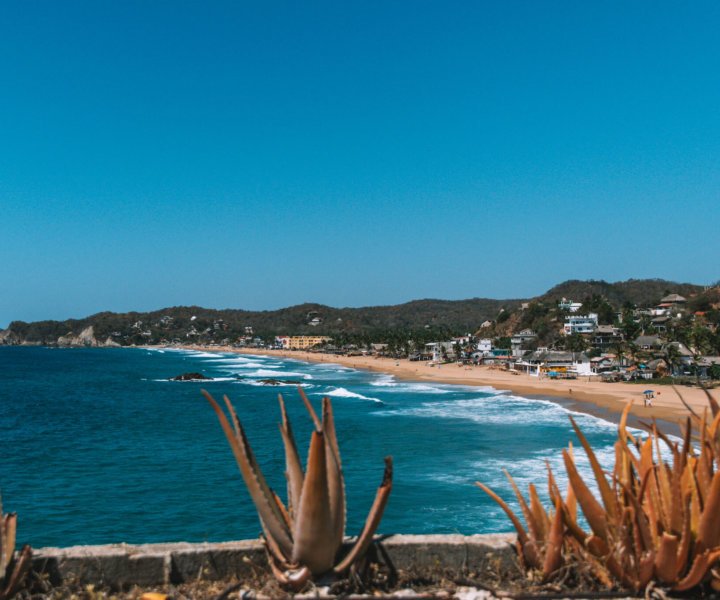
[539,279,705,308]
[0,278,708,346]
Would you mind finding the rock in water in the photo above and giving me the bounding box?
[257,378,302,386]
[171,372,212,381]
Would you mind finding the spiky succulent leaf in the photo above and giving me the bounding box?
[292,431,338,574]
[202,390,293,557]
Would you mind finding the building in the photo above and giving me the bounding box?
[563,313,598,335]
[275,335,332,350]
[558,298,583,313]
[425,341,456,361]
[591,325,623,351]
[634,335,664,350]
[660,293,687,305]
[510,329,537,357]
[477,338,493,355]
[515,349,592,376]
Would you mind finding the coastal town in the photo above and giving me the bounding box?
[269,290,720,384]
[3,283,719,387]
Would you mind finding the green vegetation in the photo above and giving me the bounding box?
[2,279,718,365]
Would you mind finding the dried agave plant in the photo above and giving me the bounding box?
[0,497,32,600]
[478,390,720,594]
[203,388,392,589]
[476,448,577,582]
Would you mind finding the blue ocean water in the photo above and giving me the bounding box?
[0,346,623,549]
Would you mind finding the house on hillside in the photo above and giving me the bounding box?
[510,329,537,357]
[558,298,583,313]
[696,356,720,378]
[591,325,623,351]
[563,313,599,335]
[663,341,695,375]
[650,315,671,332]
[660,294,687,306]
[634,335,664,350]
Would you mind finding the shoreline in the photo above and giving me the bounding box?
[178,345,717,434]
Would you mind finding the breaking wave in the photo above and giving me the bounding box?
[315,387,383,404]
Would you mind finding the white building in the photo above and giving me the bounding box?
[477,338,493,355]
[563,313,598,335]
[558,298,583,313]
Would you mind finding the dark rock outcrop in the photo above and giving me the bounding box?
[257,378,303,386]
[170,372,213,381]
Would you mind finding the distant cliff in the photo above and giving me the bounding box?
[0,278,707,347]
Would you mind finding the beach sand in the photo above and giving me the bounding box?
[183,346,717,432]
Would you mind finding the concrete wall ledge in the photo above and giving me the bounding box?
[32,534,516,588]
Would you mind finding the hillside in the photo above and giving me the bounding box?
[0,278,711,347]
[540,279,704,308]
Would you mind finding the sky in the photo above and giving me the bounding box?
[1,1,719,326]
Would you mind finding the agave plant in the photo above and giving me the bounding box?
[0,497,32,600]
[203,388,392,588]
[478,392,720,593]
[476,446,576,582]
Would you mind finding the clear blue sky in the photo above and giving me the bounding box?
[1,1,719,326]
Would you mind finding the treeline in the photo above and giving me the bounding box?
[1,278,711,346]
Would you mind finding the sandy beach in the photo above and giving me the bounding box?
[183,346,717,431]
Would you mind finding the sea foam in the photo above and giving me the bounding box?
[315,387,383,404]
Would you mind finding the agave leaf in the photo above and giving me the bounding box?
[585,535,609,559]
[679,418,692,470]
[675,494,692,579]
[504,470,540,542]
[475,481,530,549]
[674,549,720,591]
[638,551,655,591]
[0,511,14,580]
[667,465,684,535]
[322,397,346,554]
[697,440,713,503]
[202,390,293,557]
[528,483,549,542]
[565,443,577,522]
[297,387,322,431]
[292,431,337,574]
[546,462,559,507]
[700,384,720,418]
[652,427,673,529]
[277,394,304,517]
[654,532,680,584]
[541,497,564,580]
[615,477,652,554]
[334,456,393,573]
[562,449,608,541]
[569,415,617,521]
[672,384,702,422]
[696,470,720,553]
[1,544,32,599]
[559,500,589,547]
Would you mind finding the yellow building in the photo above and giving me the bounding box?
[276,335,332,350]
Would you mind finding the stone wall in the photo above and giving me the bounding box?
[32,534,515,588]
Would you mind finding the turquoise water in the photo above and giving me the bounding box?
[0,346,622,548]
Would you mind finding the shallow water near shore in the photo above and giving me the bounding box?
[1,346,630,548]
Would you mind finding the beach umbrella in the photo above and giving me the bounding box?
[644,390,654,394]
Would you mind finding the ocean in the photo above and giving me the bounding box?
[0,346,624,549]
